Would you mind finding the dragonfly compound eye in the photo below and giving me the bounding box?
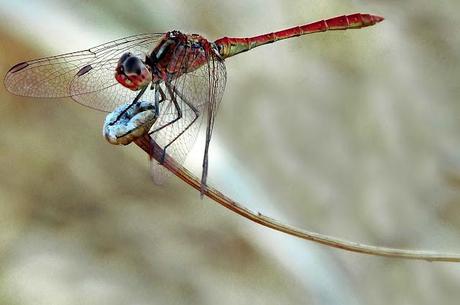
[115,53,153,90]
[118,52,133,64]
[123,56,144,75]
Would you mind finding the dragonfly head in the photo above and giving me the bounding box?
[115,52,152,90]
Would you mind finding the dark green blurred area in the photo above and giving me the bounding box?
[1,1,460,305]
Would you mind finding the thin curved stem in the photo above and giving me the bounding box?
[134,134,460,263]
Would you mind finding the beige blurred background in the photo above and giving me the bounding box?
[1,0,460,304]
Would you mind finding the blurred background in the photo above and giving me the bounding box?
[1,0,460,304]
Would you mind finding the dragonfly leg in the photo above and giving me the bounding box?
[153,82,168,117]
[148,83,183,163]
[110,86,147,126]
[148,83,200,164]
[160,86,200,163]
[146,83,167,159]
[149,84,182,133]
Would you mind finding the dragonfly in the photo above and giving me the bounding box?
[4,13,384,195]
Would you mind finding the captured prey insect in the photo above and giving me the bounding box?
[4,13,384,194]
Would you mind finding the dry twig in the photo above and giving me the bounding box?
[135,134,460,262]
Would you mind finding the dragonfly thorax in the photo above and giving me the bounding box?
[148,31,217,81]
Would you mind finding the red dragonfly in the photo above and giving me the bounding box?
[4,13,383,193]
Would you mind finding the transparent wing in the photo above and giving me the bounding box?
[4,33,164,112]
[149,161,172,185]
[149,43,227,185]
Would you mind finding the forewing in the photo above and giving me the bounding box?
[4,33,164,112]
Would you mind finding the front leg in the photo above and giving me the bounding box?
[149,83,182,136]
[149,83,183,163]
[149,83,200,164]
[109,85,147,126]
[160,85,200,161]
